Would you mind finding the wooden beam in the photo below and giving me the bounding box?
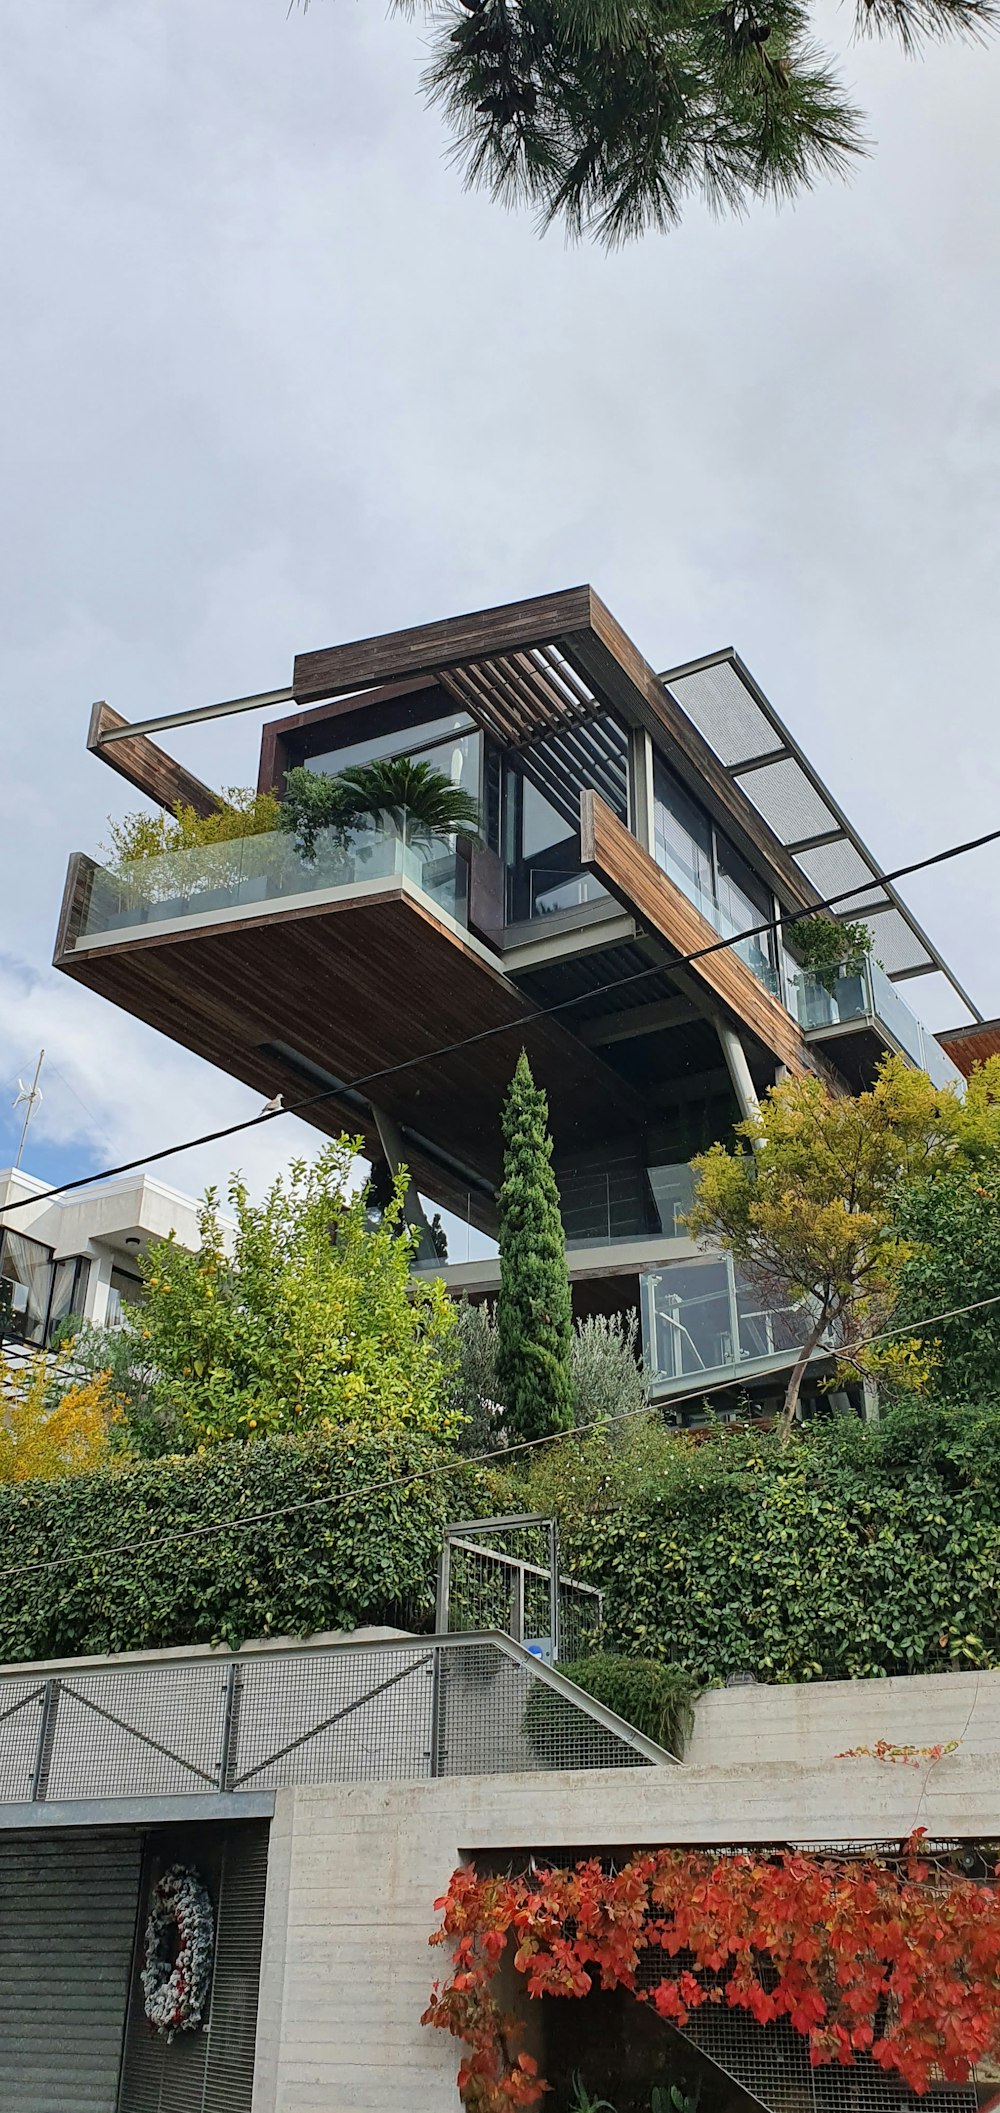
[87,702,221,819]
[577,996,700,1048]
[292,586,595,705]
[580,790,813,1077]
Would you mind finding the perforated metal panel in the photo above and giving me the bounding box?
[0,1829,141,2112]
[661,653,979,1020]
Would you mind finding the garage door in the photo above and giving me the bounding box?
[0,1828,142,2113]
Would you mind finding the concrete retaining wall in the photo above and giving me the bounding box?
[250,1717,1000,2113]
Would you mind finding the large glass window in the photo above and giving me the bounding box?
[502,763,606,923]
[0,1228,55,1346]
[48,1255,91,1340]
[651,755,778,997]
[309,713,481,804]
[653,758,714,916]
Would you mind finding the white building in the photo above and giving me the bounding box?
[0,1166,213,1345]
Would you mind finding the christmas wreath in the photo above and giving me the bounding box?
[140,1864,215,2039]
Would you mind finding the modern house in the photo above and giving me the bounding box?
[53,586,976,1415]
[0,1166,215,1349]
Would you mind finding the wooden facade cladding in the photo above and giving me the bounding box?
[290,586,823,914]
[53,867,644,1221]
[87,702,221,819]
[579,790,813,1077]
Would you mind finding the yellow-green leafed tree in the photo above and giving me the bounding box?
[687,1056,963,1441]
[114,1139,460,1455]
[0,1356,117,1483]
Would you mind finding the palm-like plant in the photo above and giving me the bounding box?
[335,757,483,845]
[280,759,482,858]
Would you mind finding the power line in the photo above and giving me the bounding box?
[1,815,997,1220]
[3,1288,998,1587]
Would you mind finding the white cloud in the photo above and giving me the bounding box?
[0,0,997,1222]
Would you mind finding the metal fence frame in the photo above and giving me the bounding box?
[0,1630,674,1823]
[436,1514,603,1664]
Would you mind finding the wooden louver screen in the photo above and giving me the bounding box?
[437,643,602,747]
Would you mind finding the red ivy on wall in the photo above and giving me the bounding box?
[422,1835,1000,2112]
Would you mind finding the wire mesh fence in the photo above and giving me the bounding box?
[437,1515,603,1665]
[0,1631,660,1808]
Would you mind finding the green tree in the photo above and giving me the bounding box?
[888,1055,1000,1401]
[687,1056,960,1440]
[98,1141,460,1455]
[297,0,992,244]
[495,1052,574,1442]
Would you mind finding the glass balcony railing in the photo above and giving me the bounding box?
[563,1160,698,1249]
[76,823,470,943]
[640,1251,809,1396]
[653,838,781,999]
[791,959,964,1090]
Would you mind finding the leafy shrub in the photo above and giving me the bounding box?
[557,1654,697,1755]
[103,786,282,866]
[100,1143,459,1455]
[523,1400,1000,1684]
[0,1425,501,1662]
[0,1354,118,1483]
[449,1302,646,1453]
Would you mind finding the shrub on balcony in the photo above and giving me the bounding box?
[102,786,282,866]
[279,758,482,859]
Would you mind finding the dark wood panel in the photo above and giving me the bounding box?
[256,675,444,793]
[88,702,221,818]
[53,853,94,965]
[580,790,812,1076]
[57,883,643,1209]
[292,585,594,704]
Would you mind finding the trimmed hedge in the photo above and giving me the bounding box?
[536,1400,1000,1686]
[558,1654,697,1755]
[0,1428,496,1662]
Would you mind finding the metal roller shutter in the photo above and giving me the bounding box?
[0,1828,142,2113]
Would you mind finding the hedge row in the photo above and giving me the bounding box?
[543,1400,1000,1686]
[0,1428,494,1662]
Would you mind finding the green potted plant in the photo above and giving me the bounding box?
[791,913,872,1018]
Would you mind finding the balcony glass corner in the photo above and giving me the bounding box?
[75,822,471,945]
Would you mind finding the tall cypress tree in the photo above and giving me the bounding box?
[495,1050,574,1442]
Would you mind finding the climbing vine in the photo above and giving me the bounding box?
[423,1836,1000,2110]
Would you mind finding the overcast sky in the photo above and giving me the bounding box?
[1,0,998,1210]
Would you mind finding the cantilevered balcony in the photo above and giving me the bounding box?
[73,822,469,946]
[791,958,965,1092]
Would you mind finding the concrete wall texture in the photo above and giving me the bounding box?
[249,1667,1000,2113]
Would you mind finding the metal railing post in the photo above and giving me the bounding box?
[30,1679,60,1802]
[217,1662,242,1792]
[510,1562,525,1645]
[429,1644,446,1777]
[435,1536,452,1635]
[548,1521,560,1667]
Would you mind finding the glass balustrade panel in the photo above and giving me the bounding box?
[78,825,468,939]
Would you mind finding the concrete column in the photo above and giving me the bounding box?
[714,1020,760,1125]
[628,727,655,852]
[371,1106,437,1264]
